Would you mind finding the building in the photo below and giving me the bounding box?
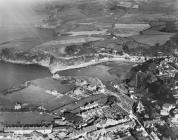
[129,87,135,94]
[73,87,84,96]
[31,131,45,140]
[69,125,97,139]
[143,120,165,128]
[80,102,99,111]
[75,79,87,86]
[119,94,135,113]
[160,103,175,116]
[171,113,178,125]
[54,118,67,125]
[137,101,145,113]
[151,132,160,140]
[99,121,136,134]
[119,136,136,140]
[113,84,128,94]
[0,133,14,140]
[87,84,97,91]
[14,102,22,110]
[96,118,130,128]
[81,107,103,120]
[4,125,52,135]
[52,125,67,132]
[45,90,63,97]
[52,74,60,79]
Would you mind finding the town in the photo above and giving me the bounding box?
[0,0,178,139]
[0,55,178,140]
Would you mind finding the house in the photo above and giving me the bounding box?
[54,118,67,125]
[104,121,135,133]
[52,74,60,79]
[52,125,67,132]
[97,87,105,93]
[161,103,175,116]
[31,131,45,140]
[56,131,67,138]
[129,87,135,94]
[75,79,87,86]
[119,135,136,140]
[14,102,22,110]
[137,101,145,113]
[23,134,32,139]
[87,84,97,91]
[171,109,178,125]
[69,125,97,139]
[151,132,160,140]
[96,118,129,128]
[0,133,14,140]
[81,107,103,120]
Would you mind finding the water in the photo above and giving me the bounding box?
[0,1,53,91]
[0,61,50,92]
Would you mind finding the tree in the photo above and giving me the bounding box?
[65,45,78,55]
[106,95,117,106]
[123,44,129,53]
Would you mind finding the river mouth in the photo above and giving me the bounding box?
[0,60,51,92]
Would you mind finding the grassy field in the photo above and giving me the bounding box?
[132,33,175,46]
[106,62,134,81]
[31,77,75,92]
[58,64,116,82]
[0,79,75,110]
[0,38,43,51]
[58,62,134,82]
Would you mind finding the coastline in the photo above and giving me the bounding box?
[0,54,145,74]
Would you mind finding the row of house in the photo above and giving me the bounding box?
[68,120,135,139]
[3,125,52,135]
[0,125,53,140]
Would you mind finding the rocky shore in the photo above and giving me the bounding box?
[0,47,145,74]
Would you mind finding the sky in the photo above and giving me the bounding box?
[0,0,48,43]
[0,0,47,5]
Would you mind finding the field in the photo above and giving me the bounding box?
[59,64,116,82]
[59,62,134,82]
[106,62,134,81]
[31,77,75,92]
[0,78,76,110]
[132,33,175,46]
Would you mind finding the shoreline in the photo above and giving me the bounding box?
[50,57,141,74]
[0,55,145,74]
